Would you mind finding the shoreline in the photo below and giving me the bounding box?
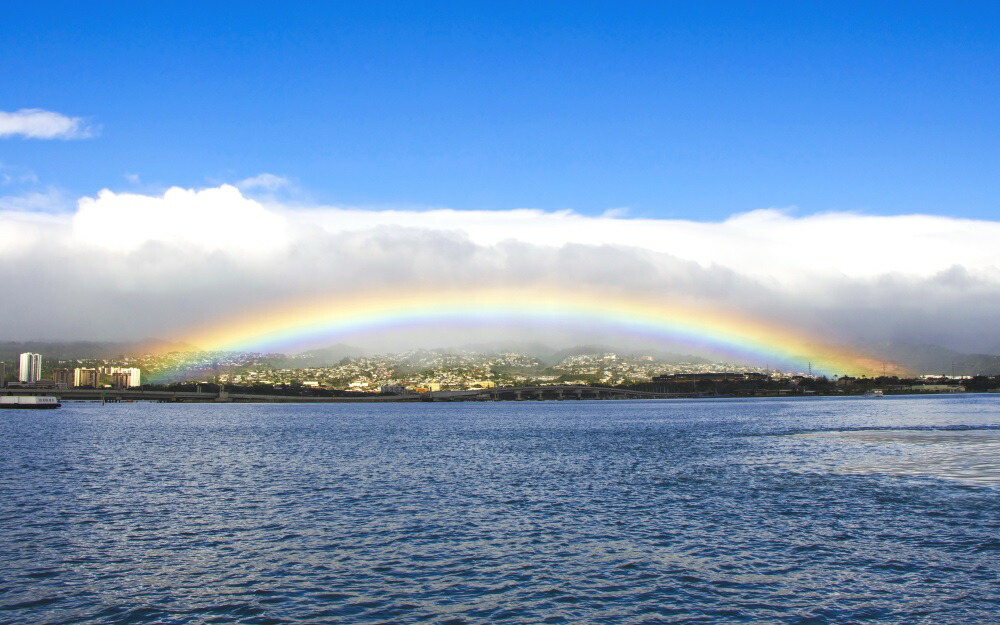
[3,386,993,404]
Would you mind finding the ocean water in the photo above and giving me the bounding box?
[0,395,997,624]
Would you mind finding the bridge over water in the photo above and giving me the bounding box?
[2,385,707,404]
[431,385,707,401]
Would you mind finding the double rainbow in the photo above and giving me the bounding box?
[179,287,886,376]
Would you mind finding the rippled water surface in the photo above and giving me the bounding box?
[1,395,998,624]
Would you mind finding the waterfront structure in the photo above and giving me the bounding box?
[380,384,410,395]
[0,396,61,409]
[0,362,5,387]
[5,379,56,389]
[18,352,41,383]
[902,384,965,393]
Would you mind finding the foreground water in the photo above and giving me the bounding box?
[1,396,997,624]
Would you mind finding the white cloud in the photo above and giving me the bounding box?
[6,183,1000,286]
[0,109,97,139]
[124,173,141,184]
[237,173,290,191]
[0,182,999,354]
[71,185,289,254]
[291,204,1000,284]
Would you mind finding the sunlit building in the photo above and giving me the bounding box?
[18,352,41,383]
[74,368,100,388]
[104,367,142,387]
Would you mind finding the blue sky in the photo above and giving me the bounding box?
[2,2,999,219]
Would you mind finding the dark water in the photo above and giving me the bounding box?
[1,396,998,624]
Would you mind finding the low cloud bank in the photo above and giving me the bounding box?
[1,184,998,355]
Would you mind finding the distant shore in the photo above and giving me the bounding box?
[3,385,994,404]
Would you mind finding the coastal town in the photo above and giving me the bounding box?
[3,348,770,390]
[1,348,990,397]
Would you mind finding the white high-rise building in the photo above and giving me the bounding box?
[102,366,142,387]
[18,352,41,383]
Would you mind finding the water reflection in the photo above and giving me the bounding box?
[792,428,1000,487]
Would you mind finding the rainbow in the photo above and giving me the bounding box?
[178,287,888,376]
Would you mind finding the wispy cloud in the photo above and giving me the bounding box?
[0,187,71,213]
[237,173,290,192]
[600,207,630,218]
[0,108,98,140]
[0,163,38,185]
